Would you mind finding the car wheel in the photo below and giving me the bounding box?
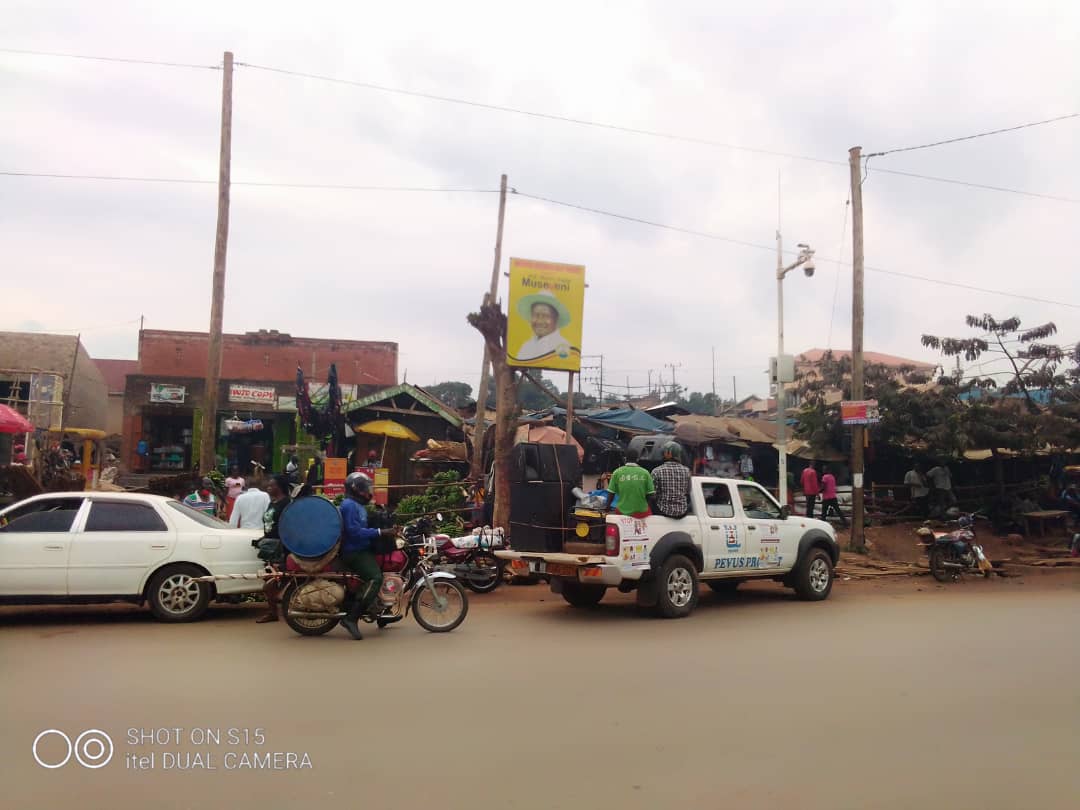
[656,554,699,618]
[793,548,834,601]
[147,564,212,622]
[560,581,607,608]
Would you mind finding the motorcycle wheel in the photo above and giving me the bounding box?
[411,579,469,633]
[929,548,951,583]
[281,581,341,636]
[464,553,503,594]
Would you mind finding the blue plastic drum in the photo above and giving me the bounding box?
[279,496,342,558]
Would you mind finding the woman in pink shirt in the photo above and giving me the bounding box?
[819,467,848,528]
[800,463,820,518]
[224,466,245,520]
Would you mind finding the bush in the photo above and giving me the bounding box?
[393,471,467,533]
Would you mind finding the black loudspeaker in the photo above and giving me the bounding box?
[509,481,574,553]
[511,443,582,484]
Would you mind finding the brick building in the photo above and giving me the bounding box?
[121,329,398,474]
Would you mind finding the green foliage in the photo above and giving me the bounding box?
[393,470,467,533]
[427,381,474,409]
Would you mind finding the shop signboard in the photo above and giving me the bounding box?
[506,258,586,372]
[841,399,881,426]
[228,383,277,407]
[323,457,348,498]
[277,396,297,412]
[150,383,186,404]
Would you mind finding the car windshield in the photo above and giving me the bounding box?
[166,500,231,528]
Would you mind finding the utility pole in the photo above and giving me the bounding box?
[665,362,681,400]
[471,174,508,480]
[849,146,866,550]
[598,354,604,404]
[775,230,788,506]
[711,347,717,414]
[199,50,233,474]
[732,376,737,412]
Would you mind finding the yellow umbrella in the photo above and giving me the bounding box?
[356,420,420,442]
[356,420,421,465]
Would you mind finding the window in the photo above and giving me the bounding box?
[166,500,229,528]
[702,483,734,518]
[738,484,782,520]
[0,498,83,533]
[85,502,168,532]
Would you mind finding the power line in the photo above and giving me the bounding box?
[867,167,1079,204]
[0,171,499,193]
[867,112,1080,158]
[0,47,220,71]
[511,189,1080,310]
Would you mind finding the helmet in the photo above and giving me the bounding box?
[958,515,974,529]
[662,441,683,463]
[345,472,373,498]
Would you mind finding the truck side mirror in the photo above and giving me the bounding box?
[779,505,791,520]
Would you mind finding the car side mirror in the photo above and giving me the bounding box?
[779,505,791,520]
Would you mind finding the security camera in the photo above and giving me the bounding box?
[803,261,815,277]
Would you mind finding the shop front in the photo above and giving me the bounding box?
[216,382,295,475]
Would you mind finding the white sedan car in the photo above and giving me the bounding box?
[0,491,265,622]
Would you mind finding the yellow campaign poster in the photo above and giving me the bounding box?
[506,258,586,371]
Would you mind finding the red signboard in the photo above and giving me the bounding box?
[840,400,881,426]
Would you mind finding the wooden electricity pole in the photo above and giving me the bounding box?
[471,174,508,481]
[848,145,866,550]
[565,372,575,445]
[199,51,234,474]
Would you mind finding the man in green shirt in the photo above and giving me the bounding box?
[607,447,655,517]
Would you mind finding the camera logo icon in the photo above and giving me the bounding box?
[33,729,113,769]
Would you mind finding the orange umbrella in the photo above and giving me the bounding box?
[515,424,584,462]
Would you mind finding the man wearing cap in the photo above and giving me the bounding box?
[183,478,218,516]
[514,290,576,363]
[254,475,292,623]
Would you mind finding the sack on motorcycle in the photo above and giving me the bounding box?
[286,543,341,574]
[293,579,346,612]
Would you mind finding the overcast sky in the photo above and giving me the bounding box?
[3,0,1078,402]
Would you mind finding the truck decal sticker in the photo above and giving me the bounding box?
[759,547,783,567]
[724,524,740,550]
[713,556,761,570]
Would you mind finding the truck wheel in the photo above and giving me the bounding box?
[706,580,739,595]
[656,555,699,618]
[560,581,606,608]
[793,547,834,601]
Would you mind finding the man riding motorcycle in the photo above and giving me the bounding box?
[339,472,397,640]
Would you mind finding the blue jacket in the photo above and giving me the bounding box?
[340,498,381,553]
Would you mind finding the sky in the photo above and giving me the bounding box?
[3,0,1078,404]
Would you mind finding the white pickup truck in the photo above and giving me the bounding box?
[497,477,840,617]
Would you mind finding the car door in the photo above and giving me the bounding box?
[67,500,176,596]
[735,483,791,573]
[698,481,747,575]
[0,496,86,595]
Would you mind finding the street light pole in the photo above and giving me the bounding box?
[774,235,816,507]
[776,231,788,505]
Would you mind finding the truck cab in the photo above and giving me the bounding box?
[497,477,839,617]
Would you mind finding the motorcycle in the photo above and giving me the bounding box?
[426,524,507,594]
[281,513,469,637]
[916,513,993,583]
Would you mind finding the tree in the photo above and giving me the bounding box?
[426,381,473,409]
[518,374,561,411]
[679,391,721,415]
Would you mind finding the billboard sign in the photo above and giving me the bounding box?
[228,384,277,406]
[506,258,586,372]
[841,399,881,425]
[150,383,186,404]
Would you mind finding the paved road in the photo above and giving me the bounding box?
[2,577,1077,810]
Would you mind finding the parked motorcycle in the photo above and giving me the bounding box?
[426,525,506,593]
[916,513,993,582]
[281,513,469,637]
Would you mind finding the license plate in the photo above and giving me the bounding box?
[546,563,578,577]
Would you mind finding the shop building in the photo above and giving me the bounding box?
[121,329,397,474]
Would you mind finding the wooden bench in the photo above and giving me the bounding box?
[1021,510,1070,537]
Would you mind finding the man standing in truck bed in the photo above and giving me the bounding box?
[607,447,654,518]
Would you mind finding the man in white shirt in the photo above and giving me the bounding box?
[925,463,956,515]
[904,463,930,516]
[230,479,271,529]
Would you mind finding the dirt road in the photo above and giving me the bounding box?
[2,576,1077,810]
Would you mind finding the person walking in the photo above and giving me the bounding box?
[230,478,270,529]
[224,466,245,519]
[606,447,655,518]
[820,466,847,528]
[904,462,930,517]
[254,475,291,624]
[800,463,821,518]
[926,462,956,515]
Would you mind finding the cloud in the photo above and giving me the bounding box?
[2,0,1078,405]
